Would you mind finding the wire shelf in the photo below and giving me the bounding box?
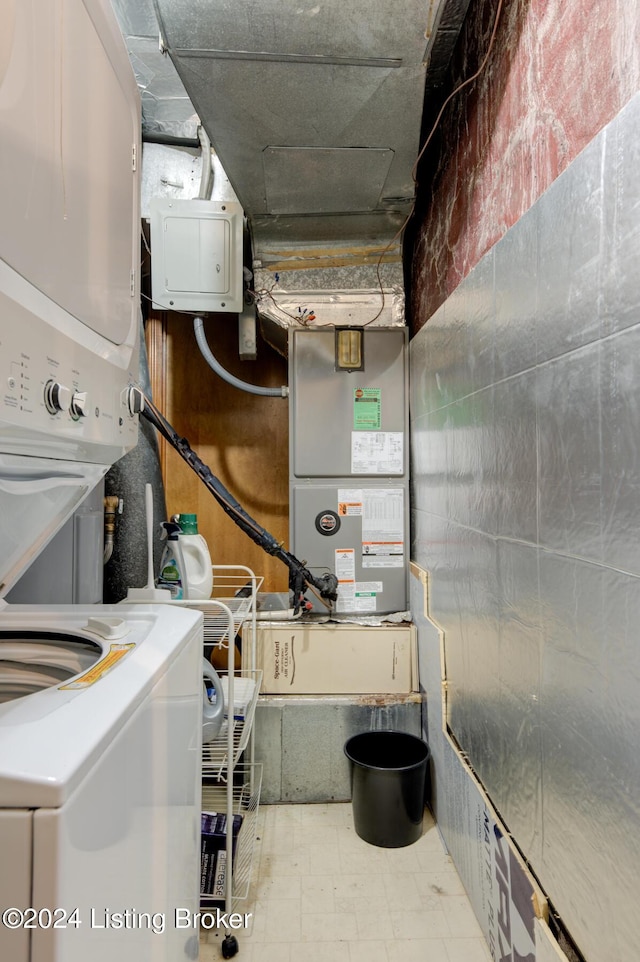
[178,567,263,918]
[200,764,262,906]
[202,669,262,771]
[177,567,263,654]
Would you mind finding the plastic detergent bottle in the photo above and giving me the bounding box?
[175,513,213,600]
[157,521,186,599]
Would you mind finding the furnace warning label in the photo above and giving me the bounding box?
[336,579,383,614]
[362,489,404,568]
[351,432,403,474]
[338,488,363,516]
[334,547,384,612]
[353,388,381,430]
[335,548,356,582]
[335,548,356,613]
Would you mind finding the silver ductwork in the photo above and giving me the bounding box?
[129,0,466,266]
[110,0,471,302]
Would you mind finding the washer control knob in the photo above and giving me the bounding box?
[70,390,88,419]
[44,379,71,414]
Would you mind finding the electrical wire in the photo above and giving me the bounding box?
[247,284,305,326]
[411,0,505,184]
[364,0,505,324]
[141,225,152,257]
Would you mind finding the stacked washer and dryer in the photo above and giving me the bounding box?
[0,1,204,960]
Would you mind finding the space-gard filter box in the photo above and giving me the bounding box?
[257,622,417,694]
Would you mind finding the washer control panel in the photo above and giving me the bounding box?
[0,268,138,464]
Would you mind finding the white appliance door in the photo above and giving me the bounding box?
[0,454,107,597]
[0,0,140,346]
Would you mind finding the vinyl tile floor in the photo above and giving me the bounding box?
[199,803,492,962]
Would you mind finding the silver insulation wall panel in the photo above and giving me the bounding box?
[410,568,571,962]
[410,92,640,962]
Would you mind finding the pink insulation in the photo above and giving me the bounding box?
[412,0,640,329]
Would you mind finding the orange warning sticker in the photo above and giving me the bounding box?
[59,643,136,689]
[338,501,363,516]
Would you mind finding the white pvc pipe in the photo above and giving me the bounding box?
[194,316,288,397]
[197,126,213,200]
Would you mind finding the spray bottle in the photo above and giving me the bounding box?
[174,513,213,600]
[157,521,186,599]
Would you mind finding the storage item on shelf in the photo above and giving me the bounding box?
[202,670,261,771]
[202,660,225,743]
[200,812,244,899]
[200,765,262,907]
[157,520,186,598]
[221,675,256,723]
[158,514,214,600]
[175,513,214,600]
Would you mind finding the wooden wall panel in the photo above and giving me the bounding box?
[147,311,290,592]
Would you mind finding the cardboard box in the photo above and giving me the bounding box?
[257,622,417,694]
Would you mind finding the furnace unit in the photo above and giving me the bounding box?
[289,327,409,615]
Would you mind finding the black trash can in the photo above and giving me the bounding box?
[344,730,430,848]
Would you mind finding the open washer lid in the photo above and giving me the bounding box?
[0,603,203,808]
[0,453,108,602]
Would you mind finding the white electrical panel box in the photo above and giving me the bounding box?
[150,197,243,312]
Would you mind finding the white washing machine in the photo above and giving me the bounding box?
[0,603,204,962]
[0,1,205,958]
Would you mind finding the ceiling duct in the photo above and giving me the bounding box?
[150,0,464,270]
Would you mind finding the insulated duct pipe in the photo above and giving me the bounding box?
[142,132,201,149]
[194,316,288,397]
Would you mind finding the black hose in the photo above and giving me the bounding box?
[138,392,338,612]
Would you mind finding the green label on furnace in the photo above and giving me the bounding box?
[353,388,381,429]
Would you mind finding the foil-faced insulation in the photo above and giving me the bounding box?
[253,264,406,346]
[140,143,240,218]
[110,0,199,139]
[255,286,406,334]
[410,91,640,962]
